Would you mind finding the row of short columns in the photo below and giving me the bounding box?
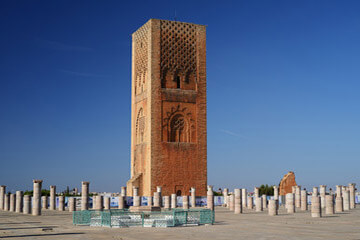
[310,184,356,217]
[116,186,211,210]
[0,180,44,215]
[225,187,271,213]
[223,183,356,218]
[0,180,87,215]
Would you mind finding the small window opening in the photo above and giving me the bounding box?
[176,76,181,88]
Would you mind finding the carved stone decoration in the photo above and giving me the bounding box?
[134,22,149,95]
[136,108,145,144]
[163,104,195,142]
[160,20,197,89]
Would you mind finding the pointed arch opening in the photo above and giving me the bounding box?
[169,114,189,142]
[136,108,145,144]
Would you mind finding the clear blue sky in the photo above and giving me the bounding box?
[1,0,360,193]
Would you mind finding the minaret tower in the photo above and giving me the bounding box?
[127,19,207,197]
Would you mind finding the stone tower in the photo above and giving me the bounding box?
[127,19,207,197]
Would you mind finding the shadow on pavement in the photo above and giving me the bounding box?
[0,226,58,230]
[0,232,84,238]
[0,222,41,225]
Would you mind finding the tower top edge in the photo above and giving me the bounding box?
[132,18,207,35]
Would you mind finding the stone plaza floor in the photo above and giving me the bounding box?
[0,206,359,239]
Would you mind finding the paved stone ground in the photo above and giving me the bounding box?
[0,206,360,239]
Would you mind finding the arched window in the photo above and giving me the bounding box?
[169,114,189,142]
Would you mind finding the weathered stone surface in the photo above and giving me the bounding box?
[279,171,297,196]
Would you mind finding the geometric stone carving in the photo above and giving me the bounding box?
[134,22,149,95]
[162,104,195,142]
[160,20,197,89]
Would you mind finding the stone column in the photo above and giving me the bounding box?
[292,186,296,194]
[341,185,346,195]
[190,187,196,208]
[121,187,126,197]
[286,193,295,213]
[242,188,247,208]
[349,183,356,209]
[133,186,139,196]
[254,187,259,198]
[313,187,318,196]
[10,193,16,212]
[153,192,161,207]
[255,197,262,212]
[164,196,170,210]
[343,189,350,211]
[182,196,189,210]
[311,196,321,217]
[319,185,326,209]
[68,197,76,212]
[81,181,89,211]
[325,194,334,215]
[335,185,342,199]
[268,199,278,216]
[262,194,267,209]
[229,194,234,211]
[94,195,103,210]
[0,186,5,210]
[104,197,110,210]
[32,180,42,216]
[58,195,65,211]
[335,195,343,213]
[247,196,253,209]
[300,190,308,211]
[4,193,9,211]
[147,196,152,207]
[133,195,140,207]
[223,188,228,207]
[234,189,242,214]
[273,186,279,209]
[16,191,23,213]
[118,196,125,209]
[207,186,214,211]
[41,196,48,209]
[295,186,301,208]
[156,186,162,207]
[273,186,279,201]
[23,195,31,214]
[226,195,230,209]
[171,194,177,209]
[50,185,56,210]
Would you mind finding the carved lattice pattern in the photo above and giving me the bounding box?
[160,20,197,77]
[134,22,149,94]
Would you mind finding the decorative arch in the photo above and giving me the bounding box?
[169,114,189,142]
[163,104,195,143]
[136,108,145,144]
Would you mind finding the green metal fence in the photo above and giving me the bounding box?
[73,209,214,228]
